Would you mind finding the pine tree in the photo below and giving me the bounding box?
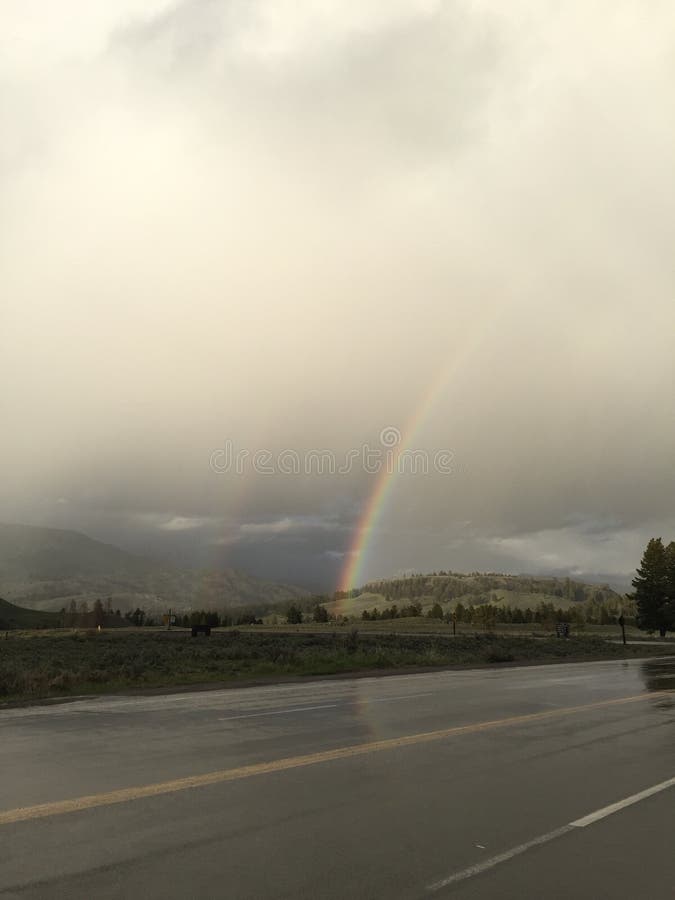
[632,538,669,636]
[663,542,675,632]
[313,604,329,623]
[287,604,303,625]
[93,598,105,627]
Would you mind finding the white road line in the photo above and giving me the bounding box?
[218,692,431,720]
[427,826,575,891]
[427,776,675,892]
[363,692,433,704]
[219,704,338,721]
[570,775,675,827]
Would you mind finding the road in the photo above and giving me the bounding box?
[1,657,674,899]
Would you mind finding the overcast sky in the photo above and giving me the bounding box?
[2,0,674,589]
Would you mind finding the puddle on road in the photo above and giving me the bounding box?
[640,658,675,694]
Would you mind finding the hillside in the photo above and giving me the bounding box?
[329,572,625,618]
[0,597,61,630]
[0,522,156,578]
[0,523,308,615]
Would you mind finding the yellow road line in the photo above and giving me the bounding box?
[1,691,669,827]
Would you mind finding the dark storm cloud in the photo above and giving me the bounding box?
[2,1,674,588]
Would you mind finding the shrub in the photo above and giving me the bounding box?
[484,646,515,663]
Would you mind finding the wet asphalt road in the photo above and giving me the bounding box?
[1,657,674,899]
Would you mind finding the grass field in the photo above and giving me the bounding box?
[253,617,651,639]
[1,628,672,705]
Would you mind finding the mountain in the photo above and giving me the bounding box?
[0,522,156,578]
[0,523,308,614]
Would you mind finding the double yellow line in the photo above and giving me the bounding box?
[1,690,669,827]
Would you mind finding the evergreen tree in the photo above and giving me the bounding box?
[287,604,303,624]
[93,598,105,627]
[664,542,675,632]
[313,604,329,623]
[632,538,670,636]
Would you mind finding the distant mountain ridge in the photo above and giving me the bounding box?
[0,522,156,578]
[0,523,308,614]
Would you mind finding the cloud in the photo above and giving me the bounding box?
[158,515,210,531]
[240,517,296,536]
[234,514,347,539]
[2,1,674,588]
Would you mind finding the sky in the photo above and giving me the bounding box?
[2,0,674,591]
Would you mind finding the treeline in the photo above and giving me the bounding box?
[285,603,331,624]
[361,597,636,626]
[57,600,266,629]
[61,598,124,628]
[361,574,616,604]
[176,610,264,627]
[362,601,423,620]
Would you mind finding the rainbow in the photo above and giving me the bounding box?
[337,316,497,612]
[337,365,450,597]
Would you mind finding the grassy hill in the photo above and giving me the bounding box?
[0,523,308,615]
[0,597,61,630]
[328,572,625,618]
